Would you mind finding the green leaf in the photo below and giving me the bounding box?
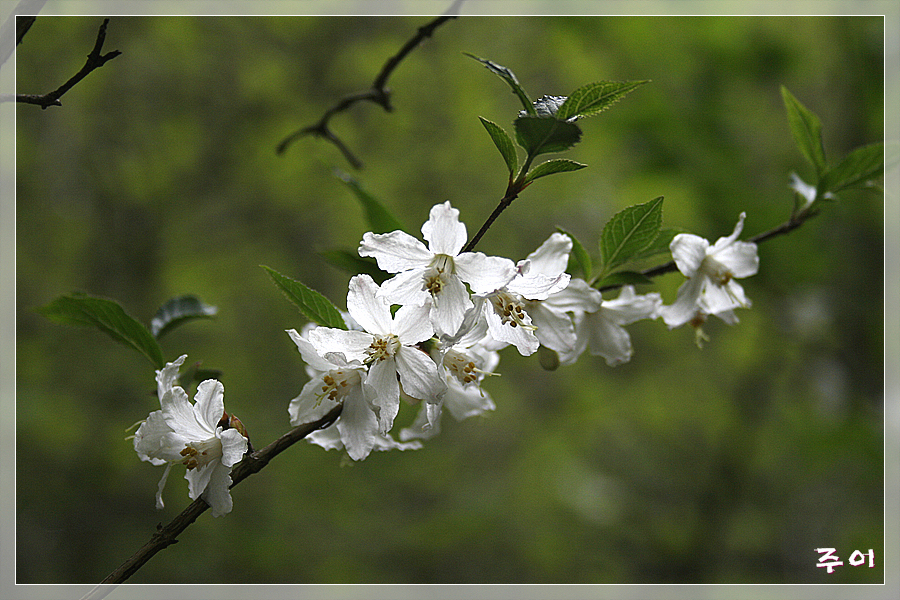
[599,197,664,274]
[557,226,592,280]
[631,228,680,260]
[818,142,884,195]
[781,86,827,176]
[525,159,587,184]
[557,80,650,120]
[262,266,347,330]
[478,117,518,177]
[464,53,534,115]
[596,271,655,288]
[150,295,217,339]
[335,170,409,234]
[318,249,390,284]
[514,116,582,156]
[38,293,165,368]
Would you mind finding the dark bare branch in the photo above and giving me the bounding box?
[16,15,36,45]
[10,17,120,109]
[276,13,458,166]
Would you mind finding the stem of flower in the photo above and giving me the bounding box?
[462,151,537,253]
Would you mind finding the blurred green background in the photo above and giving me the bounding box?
[15,15,884,584]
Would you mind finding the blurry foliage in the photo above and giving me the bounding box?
[15,15,883,584]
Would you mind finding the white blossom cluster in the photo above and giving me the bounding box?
[285,202,760,461]
[130,201,759,514]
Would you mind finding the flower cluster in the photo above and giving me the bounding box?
[131,203,760,513]
[284,202,760,461]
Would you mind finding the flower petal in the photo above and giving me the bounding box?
[421,201,467,256]
[396,346,446,403]
[443,378,496,421]
[306,426,344,451]
[155,355,187,399]
[709,212,746,253]
[193,379,225,431]
[308,327,373,363]
[336,391,379,461]
[200,463,234,517]
[714,241,759,279]
[287,328,335,372]
[661,276,704,329]
[602,286,663,325]
[359,230,433,272]
[154,463,173,510]
[509,271,570,300]
[185,459,216,502]
[162,386,213,441]
[542,278,602,314]
[393,301,436,345]
[529,302,577,354]
[700,279,751,314]
[134,410,173,465]
[585,311,634,366]
[364,357,400,433]
[670,233,709,277]
[525,232,571,277]
[379,268,430,307]
[454,253,517,293]
[347,274,393,335]
[484,304,539,355]
[399,401,442,441]
[218,428,248,468]
[429,274,472,337]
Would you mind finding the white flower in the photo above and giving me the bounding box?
[569,283,662,366]
[480,233,571,356]
[133,355,248,517]
[308,274,446,434]
[359,201,517,336]
[400,343,499,442]
[662,213,759,329]
[286,328,383,461]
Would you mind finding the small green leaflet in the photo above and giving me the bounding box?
[525,159,587,184]
[599,197,664,275]
[464,53,535,115]
[557,80,650,121]
[478,117,518,178]
[630,228,680,261]
[818,142,884,196]
[262,266,347,330]
[151,295,217,339]
[781,86,827,177]
[335,170,409,234]
[514,116,582,156]
[556,226,592,280]
[38,292,166,369]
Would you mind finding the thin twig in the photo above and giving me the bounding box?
[276,12,459,166]
[16,15,36,45]
[462,188,519,253]
[95,404,343,588]
[8,17,120,108]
